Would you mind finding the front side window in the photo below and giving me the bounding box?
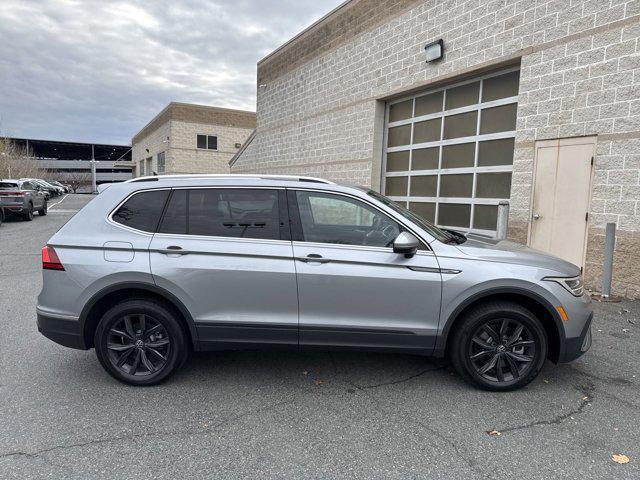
[294,191,400,247]
[158,188,281,240]
[112,190,170,232]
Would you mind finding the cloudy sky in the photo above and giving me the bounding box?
[0,0,344,145]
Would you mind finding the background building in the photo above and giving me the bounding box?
[231,0,640,298]
[8,137,132,190]
[132,102,256,177]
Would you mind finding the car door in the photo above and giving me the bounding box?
[288,189,442,353]
[22,182,42,209]
[148,187,299,350]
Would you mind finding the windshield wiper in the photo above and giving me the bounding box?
[444,229,467,244]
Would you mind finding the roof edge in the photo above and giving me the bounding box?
[229,129,256,167]
[257,0,353,66]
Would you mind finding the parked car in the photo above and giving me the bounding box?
[38,179,64,196]
[37,175,592,390]
[48,180,69,193]
[21,179,56,198]
[0,179,48,220]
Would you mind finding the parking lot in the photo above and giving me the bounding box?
[0,194,638,479]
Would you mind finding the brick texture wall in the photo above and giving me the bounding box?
[233,0,640,297]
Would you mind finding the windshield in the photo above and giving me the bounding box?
[366,190,462,243]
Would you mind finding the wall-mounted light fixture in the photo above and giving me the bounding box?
[235,143,242,148]
[425,39,444,63]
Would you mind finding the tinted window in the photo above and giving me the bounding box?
[112,190,170,232]
[197,135,207,149]
[158,190,187,234]
[0,182,18,189]
[188,189,280,240]
[207,136,218,150]
[295,191,400,247]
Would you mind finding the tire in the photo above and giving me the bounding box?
[94,299,189,386]
[23,203,33,221]
[38,201,47,216]
[450,301,547,391]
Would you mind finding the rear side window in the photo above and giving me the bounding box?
[0,182,19,189]
[158,188,281,240]
[112,190,170,232]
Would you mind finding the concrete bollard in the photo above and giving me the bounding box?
[495,201,509,240]
[601,222,616,297]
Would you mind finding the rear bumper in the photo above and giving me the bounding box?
[558,312,593,363]
[37,309,87,350]
[1,205,27,214]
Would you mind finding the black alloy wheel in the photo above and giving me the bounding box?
[106,314,171,377]
[95,299,188,386]
[468,318,536,383]
[450,301,547,391]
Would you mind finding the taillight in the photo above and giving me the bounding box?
[42,245,65,271]
[0,191,24,196]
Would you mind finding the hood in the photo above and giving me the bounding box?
[453,233,581,277]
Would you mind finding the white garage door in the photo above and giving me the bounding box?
[382,68,519,236]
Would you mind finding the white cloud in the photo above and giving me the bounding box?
[0,0,343,144]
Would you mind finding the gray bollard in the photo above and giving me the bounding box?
[495,201,509,240]
[601,222,616,297]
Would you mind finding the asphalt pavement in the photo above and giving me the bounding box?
[0,194,639,479]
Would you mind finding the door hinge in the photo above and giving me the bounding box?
[591,156,594,166]
[585,212,589,222]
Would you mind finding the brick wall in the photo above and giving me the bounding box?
[233,0,640,297]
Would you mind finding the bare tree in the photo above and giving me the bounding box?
[65,170,92,193]
[0,137,42,179]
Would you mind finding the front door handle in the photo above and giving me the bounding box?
[297,254,330,264]
[159,246,188,256]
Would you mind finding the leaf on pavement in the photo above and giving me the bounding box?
[486,429,501,437]
[612,454,630,464]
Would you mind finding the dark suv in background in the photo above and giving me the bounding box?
[0,179,48,220]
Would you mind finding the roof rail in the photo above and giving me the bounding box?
[126,174,334,184]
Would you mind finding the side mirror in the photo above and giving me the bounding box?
[393,231,419,258]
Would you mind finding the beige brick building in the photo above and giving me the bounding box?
[132,102,255,177]
[231,0,640,298]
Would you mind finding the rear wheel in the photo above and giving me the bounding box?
[23,203,33,221]
[94,299,189,386]
[450,301,547,391]
[38,201,47,216]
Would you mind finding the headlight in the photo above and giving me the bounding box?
[543,275,584,297]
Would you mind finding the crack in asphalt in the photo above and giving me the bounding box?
[0,399,295,462]
[497,383,595,434]
[326,353,489,479]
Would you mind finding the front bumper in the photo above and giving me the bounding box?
[37,309,87,350]
[557,312,593,362]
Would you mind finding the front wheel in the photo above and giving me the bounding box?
[94,299,189,386]
[450,301,547,391]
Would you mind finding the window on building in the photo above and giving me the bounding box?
[157,152,166,174]
[146,157,152,175]
[383,68,519,235]
[197,134,218,150]
[139,160,144,176]
[112,190,170,232]
[294,191,400,247]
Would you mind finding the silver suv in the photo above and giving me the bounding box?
[37,175,593,390]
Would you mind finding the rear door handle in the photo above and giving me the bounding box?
[297,254,330,264]
[159,245,189,256]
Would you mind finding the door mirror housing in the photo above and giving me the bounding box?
[393,232,419,258]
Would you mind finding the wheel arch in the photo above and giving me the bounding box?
[437,288,565,363]
[79,282,199,351]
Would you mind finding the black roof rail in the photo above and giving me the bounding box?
[129,177,159,183]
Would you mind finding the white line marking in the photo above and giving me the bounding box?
[48,194,68,210]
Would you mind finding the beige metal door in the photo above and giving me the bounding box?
[529,137,596,268]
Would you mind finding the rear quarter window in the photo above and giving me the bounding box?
[0,182,19,189]
[112,190,170,232]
